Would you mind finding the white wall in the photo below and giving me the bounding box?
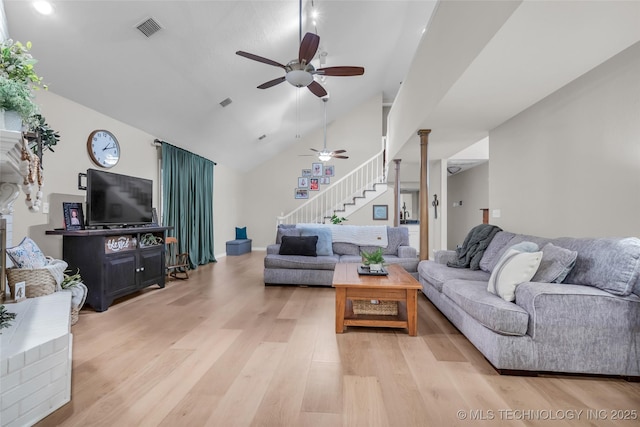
[489,41,640,238]
[12,90,242,258]
[447,162,489,249]
[241,94,384,247]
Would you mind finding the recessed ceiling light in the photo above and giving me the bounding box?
[33,1,54,15]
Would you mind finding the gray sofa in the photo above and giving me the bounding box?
[264,224,419,286]
[418,230,640,378]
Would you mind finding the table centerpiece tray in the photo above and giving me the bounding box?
[357,265,389,276]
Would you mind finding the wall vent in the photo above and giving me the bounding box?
[136,17,162,38]
[219,98,232,107]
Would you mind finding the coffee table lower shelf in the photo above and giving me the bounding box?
[342,299,408,330]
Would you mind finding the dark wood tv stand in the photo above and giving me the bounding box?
[46,226,171,311]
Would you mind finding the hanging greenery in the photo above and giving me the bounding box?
[0,305,17,331]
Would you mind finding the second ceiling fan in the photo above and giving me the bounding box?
[235,2,365,98]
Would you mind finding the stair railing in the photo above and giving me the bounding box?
[278,149,387,225]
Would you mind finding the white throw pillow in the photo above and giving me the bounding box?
[487,249,543,302]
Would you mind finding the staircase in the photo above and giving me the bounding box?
[278,150,388,224]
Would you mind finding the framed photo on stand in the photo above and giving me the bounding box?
[63,202,85,230]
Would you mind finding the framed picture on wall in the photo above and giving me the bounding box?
[320,177,330,185]
[312,163,323,176]
[295,188,309,199]
[309,178,319,191]
[298,177,309,188]
[372,205,388,220]
[324,165,335,176]
[302,169,311,177]
[63,202,85,230]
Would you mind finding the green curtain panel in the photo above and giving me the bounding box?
[161,142,216,268]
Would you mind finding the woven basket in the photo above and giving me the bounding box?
[70,307,79,325]
[353,299,398,316]
[6,268,56,298]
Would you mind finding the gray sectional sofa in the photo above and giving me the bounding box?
[418,230,640,378]
[264,224,419,286]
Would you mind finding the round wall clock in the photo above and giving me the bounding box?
[87,130,120,168]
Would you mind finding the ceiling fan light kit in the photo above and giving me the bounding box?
[236,29,365,98]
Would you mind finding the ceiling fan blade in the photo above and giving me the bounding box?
[257,76,286,89]
[333,155,349,159]
[299,32,320,64]
[236,51,286,69]
[307,80,327,98]
[330,150,347,154]
[310,148,319,152]
[315,66,365,76]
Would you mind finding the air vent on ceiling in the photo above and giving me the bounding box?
[136,17,162,38]
[219,98,232,107]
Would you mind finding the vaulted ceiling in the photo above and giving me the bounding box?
[4,0,436,171]
[5,1,640,175]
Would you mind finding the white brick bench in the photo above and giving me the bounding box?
[0,292,72,427]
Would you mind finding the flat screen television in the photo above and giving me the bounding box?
[86,169,153,227]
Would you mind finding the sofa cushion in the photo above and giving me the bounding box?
[332,242,360,256]
[279,236,318,256]
[487,242,538,294]
[479,231,516,272]
[418,261,490,292]
[361,226,409,255]
[442,280,529,336]
[488,249,543,302]
[299,226,333,256]
[555,237,640,296]
[276,225,300,244]
[532,243,578,283]
[264,254,339,270]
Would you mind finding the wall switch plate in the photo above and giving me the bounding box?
[42,202,49,214]
[492,209,501,218]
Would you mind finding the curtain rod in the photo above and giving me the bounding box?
[153,139,217,165]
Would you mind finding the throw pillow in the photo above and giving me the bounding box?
[235,226,248,240]
[488,250,543,302]
[486,241,539,293]
[531,243,578,283]
[279,236,318,257]
[6,237,49,269]
[299,226,333,256]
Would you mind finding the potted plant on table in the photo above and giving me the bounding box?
[361,247,385,272]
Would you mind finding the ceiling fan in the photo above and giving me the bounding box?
[235,1,364,98]
[309,97,349,161]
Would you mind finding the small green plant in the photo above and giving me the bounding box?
[330,214,347,225]
[28,114,60,153]
[61,269,83,289]
[361,247,385,265]
[0,305,17,331]
[0,76,38,119]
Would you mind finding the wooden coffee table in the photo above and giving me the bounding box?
[332,263,422,336]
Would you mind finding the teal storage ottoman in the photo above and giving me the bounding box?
[226,239,252,255]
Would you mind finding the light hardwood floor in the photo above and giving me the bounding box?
[37,251,640,426]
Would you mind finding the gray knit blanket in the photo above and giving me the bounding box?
[447,224,502,270]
